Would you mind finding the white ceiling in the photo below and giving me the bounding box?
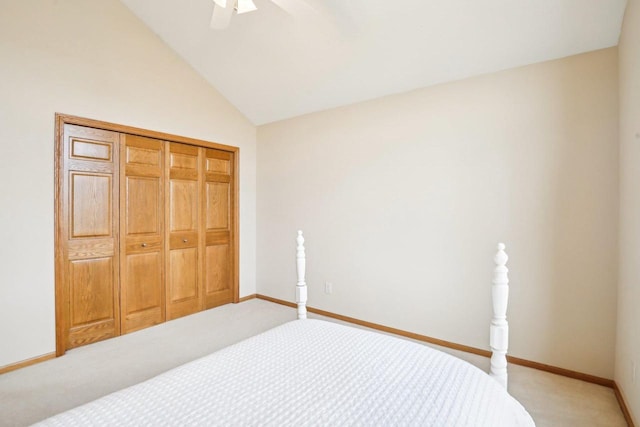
[120,0,627,125]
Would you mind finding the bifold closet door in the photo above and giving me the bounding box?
[203,148,235,309]
[166,142,203,320]
[120,135,165,333]
[61,124,120,349]
[57,116,240,355]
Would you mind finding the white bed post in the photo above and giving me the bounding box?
[490,243,509,389]
[296,230,307,320]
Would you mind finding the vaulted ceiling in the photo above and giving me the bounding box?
[120,0,627,125]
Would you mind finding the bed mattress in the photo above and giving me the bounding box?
[35,319,535,426]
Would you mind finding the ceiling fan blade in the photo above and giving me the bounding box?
[210,2,233,29]
[236,0,257,14]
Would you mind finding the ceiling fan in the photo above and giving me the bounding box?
[210,0,254,29]
[210,0,317,30]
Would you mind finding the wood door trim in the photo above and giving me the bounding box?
[54,114,240,357]
[232,148,239,303]
[56,114,240,153]
[54,118,65,356]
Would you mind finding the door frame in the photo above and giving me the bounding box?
[54,113,240,356]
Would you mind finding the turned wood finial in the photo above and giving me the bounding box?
[296,230,307,319]
[490,242,509,389]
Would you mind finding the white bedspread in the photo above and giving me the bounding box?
[35,319,535,426]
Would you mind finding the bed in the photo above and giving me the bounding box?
[35,231,535,427]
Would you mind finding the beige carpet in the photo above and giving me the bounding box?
[0,299,628,426]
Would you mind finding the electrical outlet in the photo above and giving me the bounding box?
[324,282,333,294]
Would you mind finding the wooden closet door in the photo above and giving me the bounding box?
[61,124,120,349]
[203,149,235,309]
[120,135,165,333]
[166,143,203,319]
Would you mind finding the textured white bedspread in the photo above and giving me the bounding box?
[35,319,535,426]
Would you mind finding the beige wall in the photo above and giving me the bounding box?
[0,0,625,389]
[258,48,619,378]
[0,0,256,367]
[617,0,640,422]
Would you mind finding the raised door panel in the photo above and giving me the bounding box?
[170,180,198,232]
[204,149,235,308]
[62,124,120,350]
[68,257,116,348]
[70,139,112,162]
[169,248,198,302]
[126,144,161,167]
[166,143,202,320]
[206,182,229,230]
[120,134,165,334]
[206,157,230,175]
[123,252,163,332]
[205,244,232,296]
[126,177,160,235]
[70,258,114,325]
[171,153,198,170]
[126,252,163,312]
[71,173,112,238]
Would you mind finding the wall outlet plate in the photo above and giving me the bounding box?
[324,282,333,294]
